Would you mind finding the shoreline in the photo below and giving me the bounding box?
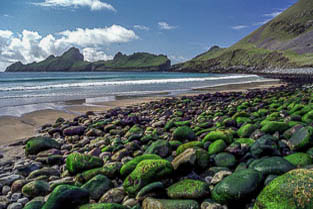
[0,79,283,147]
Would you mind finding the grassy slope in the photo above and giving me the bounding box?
[181,0,313,71]
[94,52,169,69]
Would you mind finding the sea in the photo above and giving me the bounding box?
[0,71,271,116]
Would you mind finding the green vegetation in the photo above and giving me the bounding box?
[6,48,171,72]
[175,0,313,72]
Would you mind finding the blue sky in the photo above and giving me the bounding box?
[0,0,297,71]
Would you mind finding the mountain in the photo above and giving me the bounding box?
[5,48,171,72]
[174,0,313,73]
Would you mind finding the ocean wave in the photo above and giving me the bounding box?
[0,75,259,92]
[0,76,121,83]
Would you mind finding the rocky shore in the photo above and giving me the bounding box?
[1,84,313,209]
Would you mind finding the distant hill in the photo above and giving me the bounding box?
[174,0,313,73]
[5,48,171,72]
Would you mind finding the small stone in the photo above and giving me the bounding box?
[17,197,29,205]
[2,186,10,195]
[10,193,22,202]
[7,203,23,209]
[210,171,232,185]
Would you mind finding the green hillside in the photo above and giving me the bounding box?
[5,48,171,72]
[176,0,313,72]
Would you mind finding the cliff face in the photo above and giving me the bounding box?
[5,49,171,72]
[175,0,313,73]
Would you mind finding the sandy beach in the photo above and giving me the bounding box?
[0,79,283,147]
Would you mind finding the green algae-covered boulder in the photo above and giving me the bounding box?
[261,121,289,134]
[212,169,262,205]
[214,152,236,168]
[254,169,313,209]
[77,162,121,183]
[142,198,199,209]
[144,140,172,157]
[66,153,103,175]
[167,179,210,199]
[235,138,255,146]
[120,154,161,176]
[302,110,313,124]
[289,126,313,151]
[172,126,196,141]
[81,174,113,201]
[172,148,209,171]
[250,135,279,158]
[176,141,203,156]
[123,159,173,196]
[125,125,144,140]
[238,124,257,138]
[208,139,227,155]
[202,130,233,144]
[136,181,164,200]
[24,199,45,209]
[284,153,313,167]
[42,185,89,209]
[249,156,295,176]
[79,203,127,209]
[22,180,49,198]
[25,137,60,155]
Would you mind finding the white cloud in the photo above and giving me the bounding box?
[33,0,116,11]
[253,9,285,26]
[231,25,248,30]
[0,25,138,71]
[264,11,282,18]
[83,48,113,62]
[158,22,176,30]
[169,55,187,63]
[134,25,150,31]
[57,25,138,47]
[0,30,13,39]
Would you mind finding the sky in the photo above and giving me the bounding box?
[0,0,298,71]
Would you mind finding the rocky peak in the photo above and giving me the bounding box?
[61,47,84,62]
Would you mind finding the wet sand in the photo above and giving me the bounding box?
[0,80,283,147]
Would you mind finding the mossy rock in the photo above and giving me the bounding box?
[25,137,60,155]
[77,162,122,183]
[232,112,250,120]
[142,198,199,209]
[123,159,173,196]
[236,117,252,125]
[66,153,103,175]
[214,152,236,168]
[172,126,196,141]
[202,130,233,144]
[24,199,45,209]
[235,138,255,146]
[144,140,172,157]
[250,135,279,158]
[302,110,313,124]
[79,203,127,209]
[125,125,144,140]
[120,154,161,176]
[261,121,289,134]
[208,139,226,155]
[176,141,203,156]
[254,169,313,209]
[284,153,313,167]
[212,168,263,205]
[167,179,210,199]
[237,124,257,138]
[81,174,113,201]
[289,126,313,151]
[42,185,89,209]
[249,156,295,176]
[22,180,50,198]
